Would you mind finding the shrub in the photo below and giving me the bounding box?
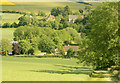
[11,22,18,28]
[1,39,12,56]
[2,23,11,28]
[33,50,41,56]
[66,48,75,58]
[12,43,20,55]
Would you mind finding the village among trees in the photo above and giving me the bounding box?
[1,5,88,56]
[0,2,120,81]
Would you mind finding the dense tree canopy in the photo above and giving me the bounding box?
[38,35,56,53]
[19,40,32,54]
[14,26,81,54]
[18,16,31,26]
[38,11,46,17]
[78,2,119,69]
[51,5,72,17]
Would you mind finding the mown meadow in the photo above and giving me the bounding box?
[2,56,111,81]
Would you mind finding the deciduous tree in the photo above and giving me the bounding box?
[78,2,119,69]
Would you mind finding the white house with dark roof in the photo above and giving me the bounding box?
[69,15,78,23]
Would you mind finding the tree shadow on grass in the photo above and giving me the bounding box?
[29,65,92,75]
[90,71,110,78]
[55,65,91,70]
[30,69,91,75]
[28,64,111,79]
[91,75,108,78]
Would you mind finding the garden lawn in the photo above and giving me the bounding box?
[2,56,110,81]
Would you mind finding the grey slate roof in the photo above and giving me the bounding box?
[69,15,78,20]
[64,45,80,52]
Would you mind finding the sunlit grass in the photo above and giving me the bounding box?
[1,13,22,25]
[2,28,16,40]
[2,56,111,81]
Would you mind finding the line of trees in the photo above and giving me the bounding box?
[2,22,18,28]
[1,10,27,14]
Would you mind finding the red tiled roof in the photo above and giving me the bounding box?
[46,15,55,19]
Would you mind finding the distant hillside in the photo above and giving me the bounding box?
[7,0,119,2]
[0,0,15,5]
[69,0,119,2]
[2,2,100,13]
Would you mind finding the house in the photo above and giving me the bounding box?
[46,14,55,21]
[69,15,78,23]
[25,15,33,18]
[11,40,18,44]
[53,48,61,55]
[37,16,43,19]
[37,52,47,56]
[64,45,81,55]
[8,52,12,56]
[81,15,84,19]
[30,15,33,18]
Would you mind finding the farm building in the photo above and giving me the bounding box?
[46,14,55,21]
[69,15,84,23]
[37,52,47,56]
[37,16,43,19]
[69,15,78,23]
[64,45,80,55]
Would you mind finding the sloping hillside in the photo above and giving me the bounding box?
[2,2,100,13]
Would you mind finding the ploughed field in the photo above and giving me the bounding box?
[2,56,110,81]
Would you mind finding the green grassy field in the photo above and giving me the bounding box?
[2,28,16,40]
[2,2,101,13]
[2,56,111,81]
[1,13,22,25]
